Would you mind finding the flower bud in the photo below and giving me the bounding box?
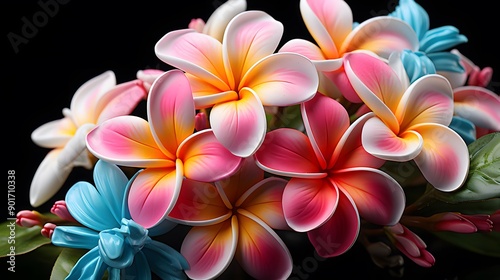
[41,223,57,239]
[188,18,205,33]
[16,210,47,228]
[51,200,77,223]
[385,223,435,268]
[491,210,500,232]
[195,112,210,131]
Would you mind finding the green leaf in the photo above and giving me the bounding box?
[433,231,500,257]
[0,221,51,257]
[434,132,500,203]
[50,248,88,280]
[416,198,500,216]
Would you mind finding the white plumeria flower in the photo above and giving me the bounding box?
[30,71,147,207]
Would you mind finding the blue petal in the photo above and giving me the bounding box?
[93,160,129,224]
[143,241,189,279]
[420,26,468,53]
[51,226,99,249]
[99,231,125,260]
[389,0,429,41]
[66,181,120,231]
[400,50,436,83]
[449,116,477,145]
[428,52,465,73]
[66,247,108,280]
[123,252,152,280]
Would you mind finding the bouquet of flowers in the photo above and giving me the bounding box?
[3,0,499,279]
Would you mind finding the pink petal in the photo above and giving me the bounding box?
[412,123,469,192]
[454,86,500,131]
[223,10,283,86]
[86,116,173,168]
[209,87,266,157]
[237,177,289,230]
[322,66,363,103]
[397,74,454,129]
[241,53,318,106]
[279,38,326,61]
[333,168,405,225]
[128,164,182,229]
[344,52,402,131]
[177,129,243,181]
[236,210,292,279]
[255,128,326,178]
[331,112,385,169]
[168,179,231,225]
[181,218,237,280]
[362,116,423,161]
[300,0,353,58]
[341,17,419,59]
[307,189,360,257]
[95,79,147,124]
[148,70,196,158]
[155,29,230,90]
[31,117,76,148]
[302,93,349,169]
[70,71,116,126]
[186,74,239,108]
[282,178,338,232]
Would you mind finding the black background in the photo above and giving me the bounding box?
[3,0,500,279]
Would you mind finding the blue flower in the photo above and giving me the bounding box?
[51,160,189,280]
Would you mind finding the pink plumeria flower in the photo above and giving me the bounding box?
[255,93,405,257]
[86,70,242,229]
[30,71,147,207]
[385,223,435,267]
[155,10,319,157]
[189,0,247,42]
[344,51,469,192]
[167,157,292,279]
[279,0,418,102]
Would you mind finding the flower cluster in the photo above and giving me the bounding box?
[7,0,500,279]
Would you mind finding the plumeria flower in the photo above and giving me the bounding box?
[86,70,242,229]
[51,160,189,280]
[389,0,468,88]
[385,223,435,267]
[155,10,319,157]
[30,71,147,207]
[188,0,247,42]
[279,0,419,103]
[167,157,292,279]
[255,93,405,257]
[344,51,469,192]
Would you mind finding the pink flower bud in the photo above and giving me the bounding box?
[430,212,477,233]
[195,112,210,131]
[386,223,435,268]
[188,18,205,33]
[16,210,46,228]
[51,200,77,223]
[491,210,500,232]
[41,223,57,239]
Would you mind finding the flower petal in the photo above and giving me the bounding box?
[168,179,231,225]
[95,80,147,124]
[70,71,117,126]
[307,188,360,258]
[236,209,292,279]
[65,247,108,280]
[300,0,353,58]
[302,93,349,169]
[202,0,247,42]
[155,29,230,90]
[334,168,405,225]
[66,181,121,231]
[344,52,402,132]
[397,74,454,129]
[86,116,173,168]
[209,87,266,157]
[52,226,99,249]
[283,178,338,232]
[255,128,326,178]
[223,10,283,85]
[242,53,318,106]
[454,86,500,131]
[181,218,238,280]
[362,116,423,161]
[412,123,469,192]
[238,177,289,230]
[148,70,195,157]
[342,17,419,59]
[31,117,76,148]
[144,240,190,279]
[127,163,183,229]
